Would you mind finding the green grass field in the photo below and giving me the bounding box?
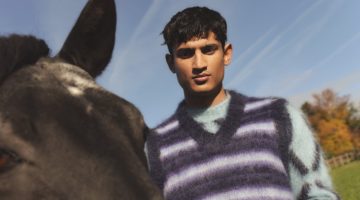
[331,161,360,200]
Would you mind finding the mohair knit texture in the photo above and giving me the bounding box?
[146,91,340,200]
[187,92,231,134]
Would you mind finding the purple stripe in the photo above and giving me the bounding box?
[160,138,197,160]
[312,143,321,171]
[166,167,291,200]
[155,120,179,135]
[163,151,286,196]
[162,135,279,170]
[244,99,276,112]
[234,120,276,138]
[200,186,293,200]
[289,150,309,176]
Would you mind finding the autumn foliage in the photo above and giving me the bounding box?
[301,89,360,158]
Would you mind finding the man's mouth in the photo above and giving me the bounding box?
[193,74,210,84]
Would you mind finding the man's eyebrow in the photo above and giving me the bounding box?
[176,43,218,50]
[204,43,218,46]
[176,47,194,51]
[175,48,195,55]
[201,44,218,49]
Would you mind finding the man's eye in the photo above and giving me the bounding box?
[201,45,217,55]
[176,49,195,59]
[0,149,22,173]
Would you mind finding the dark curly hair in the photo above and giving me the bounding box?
[162,6,227,54]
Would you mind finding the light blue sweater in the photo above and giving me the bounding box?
[186,92,339,199]
[147,91,340,199]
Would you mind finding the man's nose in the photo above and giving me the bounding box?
[193,50,206,69]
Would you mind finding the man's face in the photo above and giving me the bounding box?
[167,32,232,97]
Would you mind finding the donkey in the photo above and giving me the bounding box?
[0,0,163,199]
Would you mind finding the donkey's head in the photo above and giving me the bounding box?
[0,0,162,199]
[0,0,115,82]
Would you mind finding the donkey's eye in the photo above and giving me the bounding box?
[0,149,22,173]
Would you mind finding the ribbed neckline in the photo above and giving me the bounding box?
[176,90,245,146]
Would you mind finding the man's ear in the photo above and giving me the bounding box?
[166,54,175,73]
[223,43,233,66]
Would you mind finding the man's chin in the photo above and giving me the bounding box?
[188,87,218,97]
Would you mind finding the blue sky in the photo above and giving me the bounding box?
[1,0,360,127]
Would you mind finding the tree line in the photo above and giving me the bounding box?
[301,89,360,158]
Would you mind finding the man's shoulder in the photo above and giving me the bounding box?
[149,113,179,136]
[153,114,177,128]
[228,90,289,109]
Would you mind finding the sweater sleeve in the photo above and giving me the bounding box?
[286,104,340,200]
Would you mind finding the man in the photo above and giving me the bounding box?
[146,6,340,200]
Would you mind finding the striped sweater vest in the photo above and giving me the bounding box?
[147,91,295,200]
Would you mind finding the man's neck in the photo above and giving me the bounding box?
[184,88,227,109]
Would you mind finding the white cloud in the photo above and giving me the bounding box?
[288,69,360,109]
[226,27,279,87]
[107,0,165,87]
[292,0,344,56]
[226,0,327,88]
[281,30,360,93]
[229,27,276,70]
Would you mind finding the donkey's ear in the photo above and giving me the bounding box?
[57,0,116,77]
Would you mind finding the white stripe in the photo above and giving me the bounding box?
[234,121,276,138]
[201,187,294,200]
[160,138,197,160]
[164,151,286,196]
[244,99,276,112]
[155,120,179,135]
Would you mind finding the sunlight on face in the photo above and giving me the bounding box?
[168,32,232,106]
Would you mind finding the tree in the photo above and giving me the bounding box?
[346,103,360,133]
[301,89,354,157]
[316,119,353,157]
[346,103,360,157]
